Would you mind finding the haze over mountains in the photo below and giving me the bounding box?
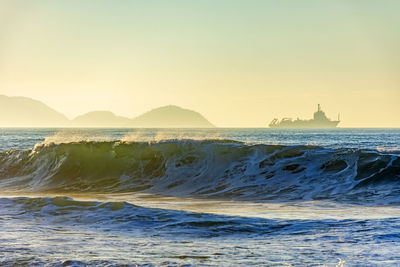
[0,95,214,128]
[132,105,214,128]
[72,111,133,127]
[0,95,68,127]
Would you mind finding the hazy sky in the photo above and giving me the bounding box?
[0,0,399,127]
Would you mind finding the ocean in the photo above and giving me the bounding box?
[0,128,400,266]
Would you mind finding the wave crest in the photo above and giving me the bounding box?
[0,140,399,203]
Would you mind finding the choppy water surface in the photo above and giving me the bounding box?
[0,128,400,266]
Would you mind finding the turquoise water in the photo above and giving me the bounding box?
[0,128,400,266]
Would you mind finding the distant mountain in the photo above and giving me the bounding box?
[132,105,214,128]
[71,106,214,128]
[0,95,215,128]
[0,95,68,127]
[71,111,132,127]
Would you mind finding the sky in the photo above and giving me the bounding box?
[0,0,399,127]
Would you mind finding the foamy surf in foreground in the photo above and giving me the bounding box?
[0,128,400,266]
[1,195,399,266]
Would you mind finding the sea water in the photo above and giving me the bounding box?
[0,128,399,266]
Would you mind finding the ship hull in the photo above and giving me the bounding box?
[269,120,340,129]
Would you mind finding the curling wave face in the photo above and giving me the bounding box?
[0,140,399,204]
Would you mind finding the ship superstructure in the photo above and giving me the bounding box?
[269,104,340,128]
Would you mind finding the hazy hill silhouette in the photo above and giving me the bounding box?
[71,111,132,127]
[0,95,214,128]
[132,105,214,128]
[0,95,68,127]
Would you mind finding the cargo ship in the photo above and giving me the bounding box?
[269,104,340,128]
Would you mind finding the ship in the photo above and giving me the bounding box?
[269,104,340,128]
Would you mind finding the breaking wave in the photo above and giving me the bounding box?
[0,140,399,204]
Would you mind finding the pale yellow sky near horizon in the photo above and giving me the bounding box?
[0,1,399,127]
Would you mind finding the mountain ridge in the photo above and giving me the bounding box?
[132,105,214,128]
[0,95,68,127]
[71,111,133,127]
[0,95,215,128]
